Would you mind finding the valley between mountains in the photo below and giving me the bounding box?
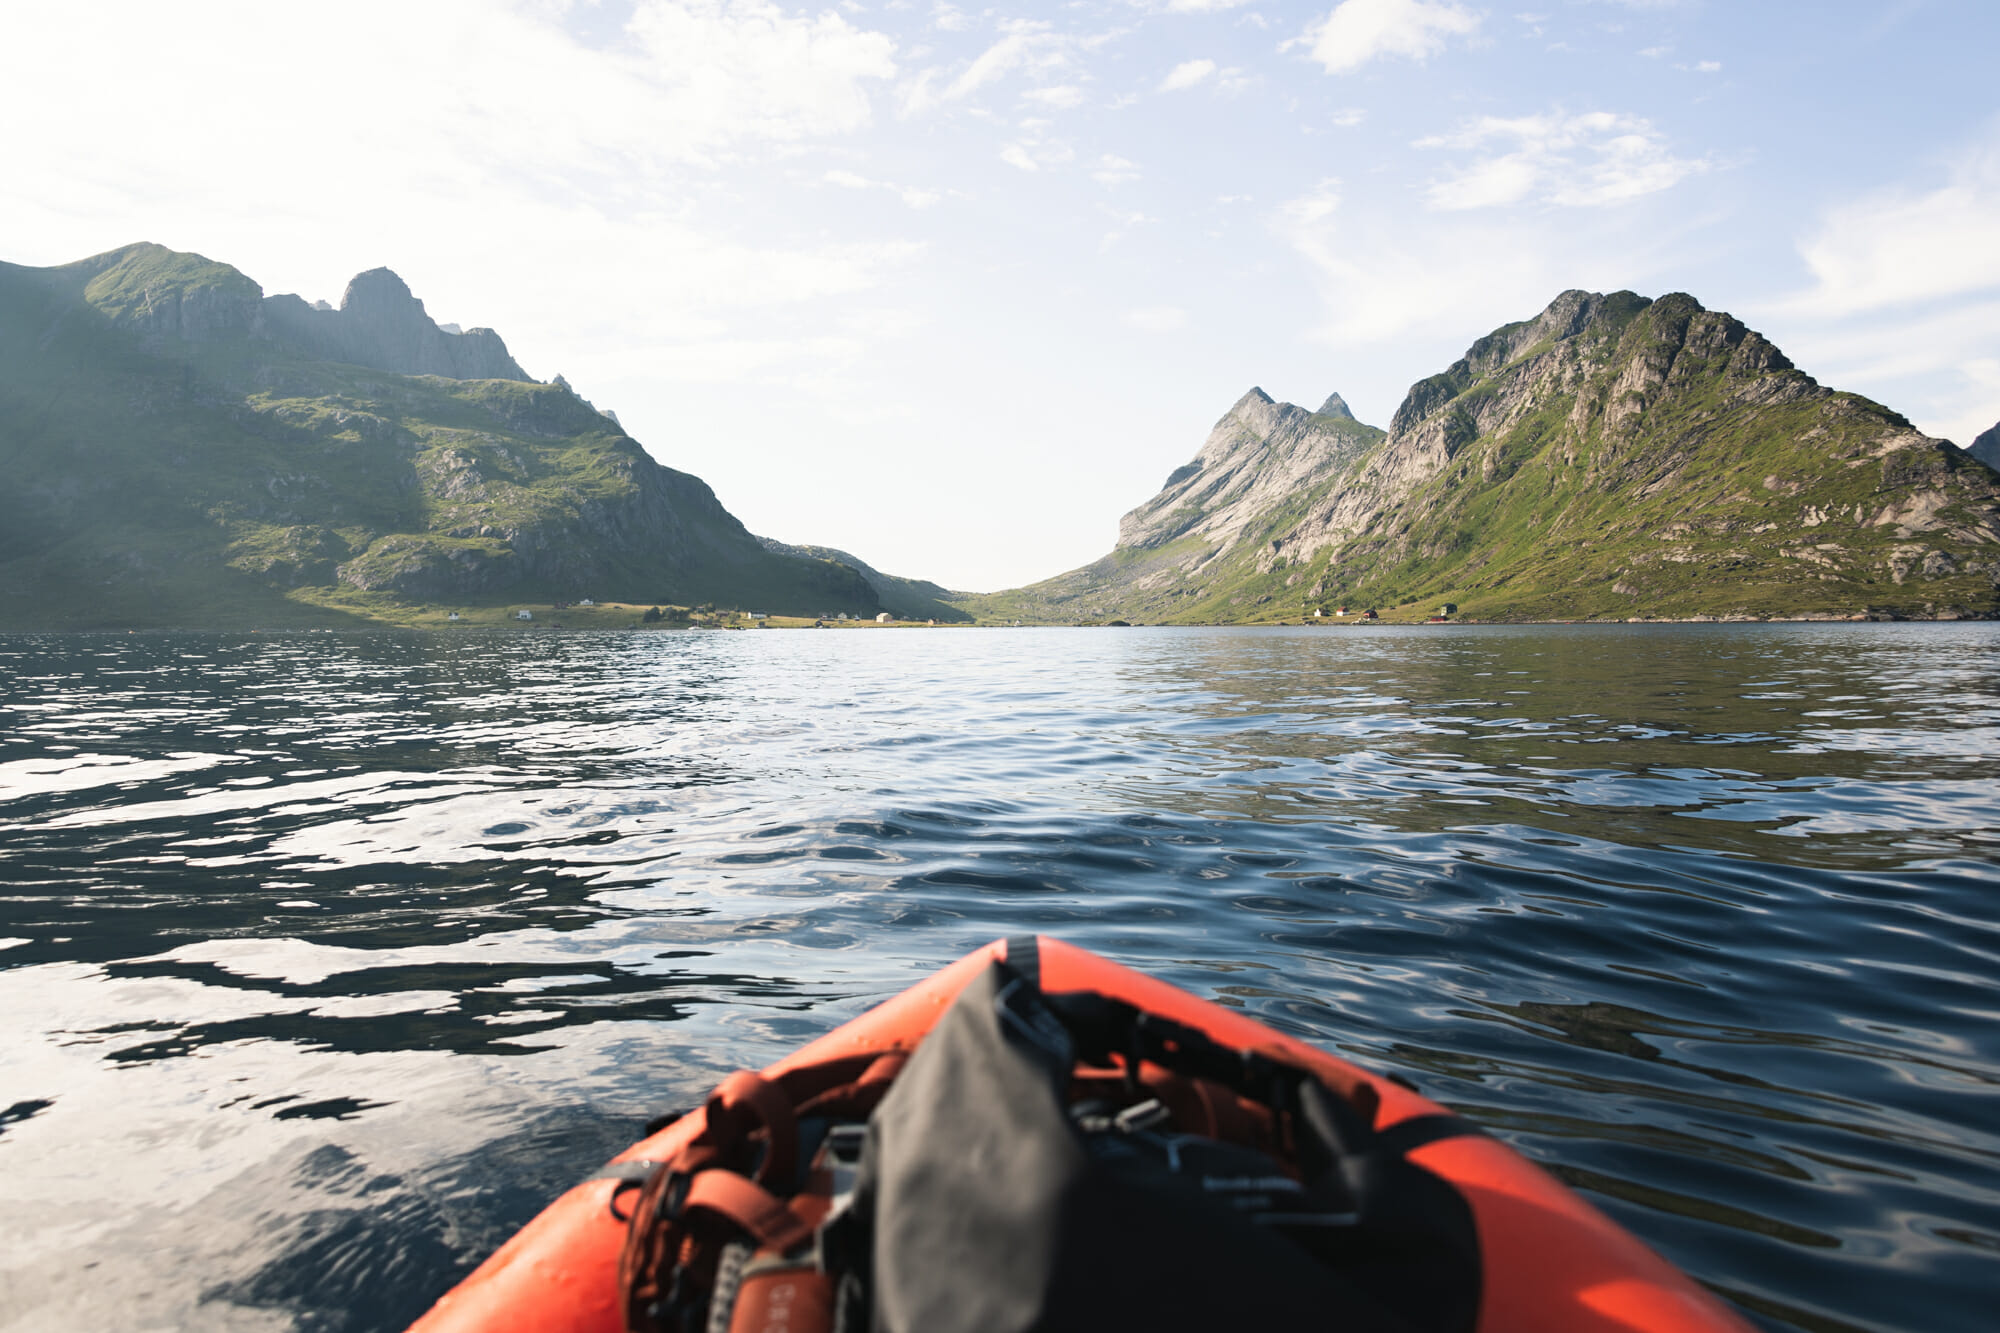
[3,243,1997,628]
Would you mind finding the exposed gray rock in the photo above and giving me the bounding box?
[262,268,530,381]
[1117,387,1381,555]
[1971,421,2000,471]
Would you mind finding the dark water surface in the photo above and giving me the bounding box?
[2,625,1997,1332]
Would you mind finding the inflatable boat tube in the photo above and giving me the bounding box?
[406,936,1754,1333]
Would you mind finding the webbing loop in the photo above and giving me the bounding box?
[682,1169,817,1254]
[704,1069,798,1187]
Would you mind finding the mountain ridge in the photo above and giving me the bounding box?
[1971,421,2000,472]
[963,289,2000,623]
[754,536,972,622]
[0,243,883,627]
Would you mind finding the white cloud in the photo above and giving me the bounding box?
[1,2,899,194]
[1270,175,1702,353]
[1093,154,1142,185]
[901,20,1083,115]
[1126,306,1190,332]
[1330,107,1368,127]
[623,0,900,147]
[1777,129,2000,318]
[1024,84,1088,109]
[1299,0,1481,74]
[950,32,1039,99]
[1001,143,1040,171]
[0,0,916,418]
[1418,110,1708,210]
[1695,59,1721,72]
[1765,297,2000,447]
[1160,59,1218,91]
[1214,66,1257,95]
[1098,206,1156,251]
[822,168,943,207]
[1429,155,1541,209]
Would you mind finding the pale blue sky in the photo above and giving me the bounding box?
[6,0,1996,590]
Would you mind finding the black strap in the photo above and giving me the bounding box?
[593,1158,666,1223]
[1004,935,1042,989]
[1375,1114,1486,1157]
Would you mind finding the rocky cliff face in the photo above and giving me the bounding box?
[1117,387,1383,554]
[0,243,877,626]
[957,386,1382,622]
[1971,421,2000,472]
[263,267,529,381]
[970,291,2000,623]
[60,244,528,380]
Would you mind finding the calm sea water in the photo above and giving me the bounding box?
[2,625,1997,1333]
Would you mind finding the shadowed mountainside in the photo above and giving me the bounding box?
[1970,421,2000,472]
[755,537,972,622]
[0,244,880,627]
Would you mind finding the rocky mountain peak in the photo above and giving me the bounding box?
[1112,385,1385,554]
[1316,393,1355,420]
[1218,386,1287,441]
[264,266,529,382]
[70,242,266,342]
[339,267,422,318]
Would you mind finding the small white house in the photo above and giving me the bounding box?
[578,598,594,607]
[875,612,892,623]
[743,611,768,621]
[517,610,533,621]
[447,612,461,622]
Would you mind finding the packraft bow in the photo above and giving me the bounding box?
[407,937,1754,1333]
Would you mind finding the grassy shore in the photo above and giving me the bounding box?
[7,582,1976,631]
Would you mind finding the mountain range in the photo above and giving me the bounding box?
[0,243,892,627]
[3,243,1996,629]
[964,290,2000,623]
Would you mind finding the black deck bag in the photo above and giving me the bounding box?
[822,957,1481,1333]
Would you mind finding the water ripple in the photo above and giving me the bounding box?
[2,625,1998,1333]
